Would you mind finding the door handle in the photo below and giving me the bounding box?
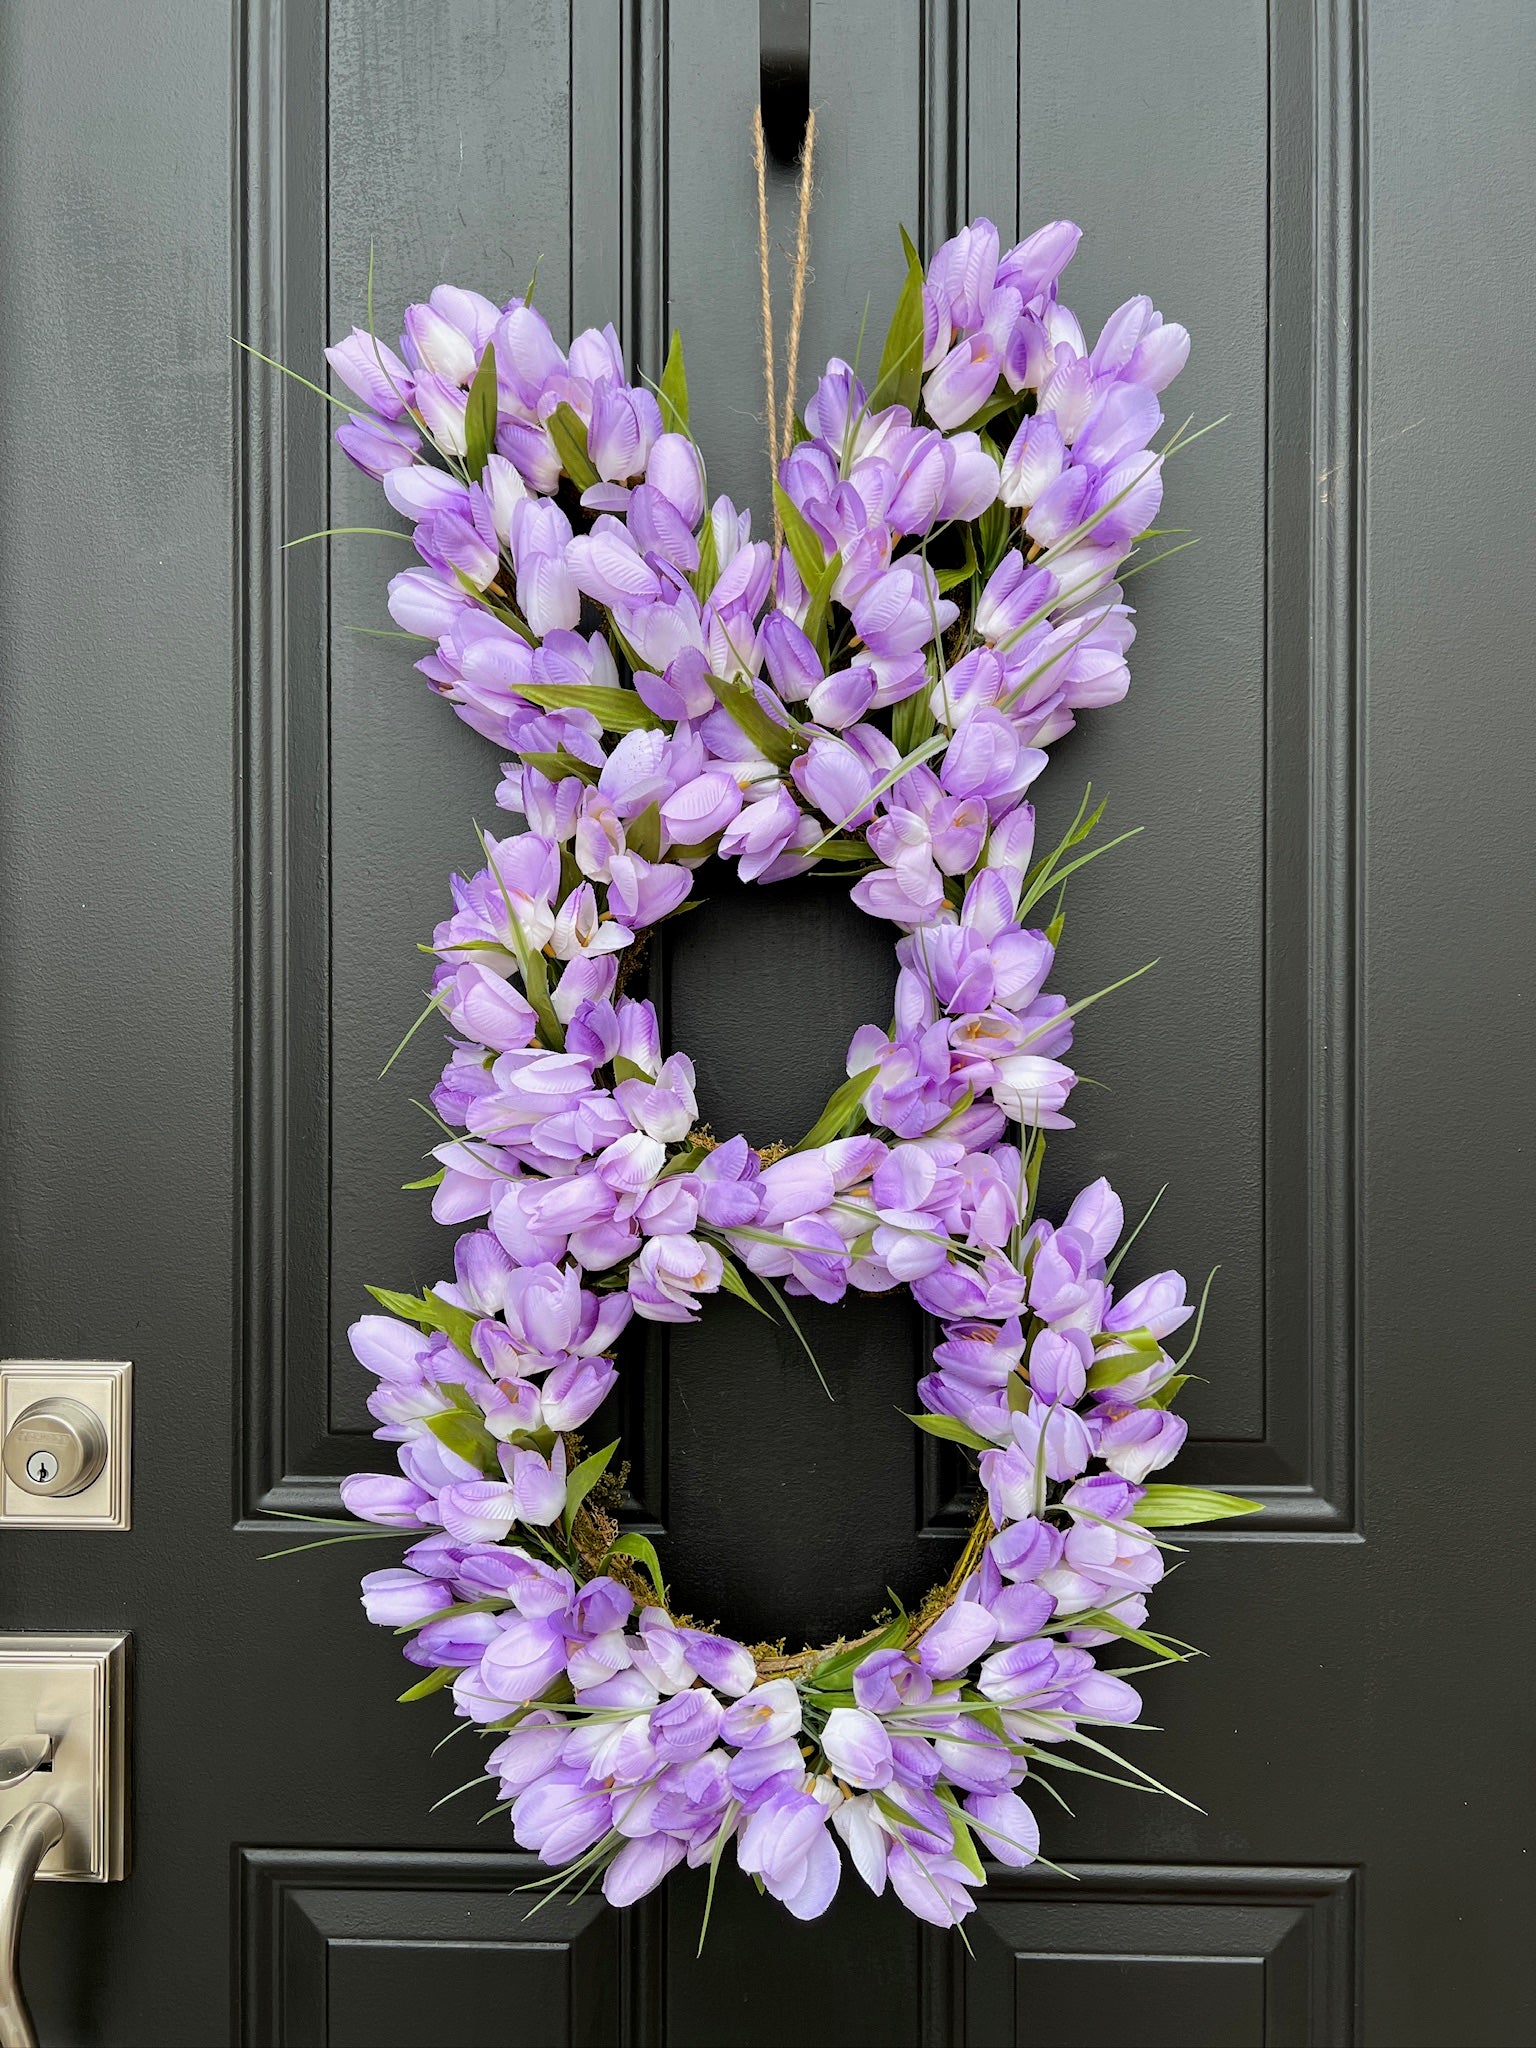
[0,1637,129,2048]
[0,1801,64,2048]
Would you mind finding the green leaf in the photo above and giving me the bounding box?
[977,489,1011,573]
[548,401,598,488]
[366,1284,431,1324]
[513,682,662,732]
[904,1411,992,1452]
[958,389,1022,434]
[802,547,843,659]
[691,503,720,599]
[518,749,598,786]
[697,1801,741,1956]
[936,526,978,593]
[605,1531,668,1602]
[890,678,937,758]
[1146,1374,1191,1410]
[807,1613,909,1693]
[463,341,500,480]
[625,801,662,863]
[398,1666,457,1702]
[874,226,926,415]
[773,483,828,591]
[715,1254,773,1318]
[702,671,802,769]
[1129,1485,1263,1528]
[1067,1609,1194,1664]
[452,568,533,642]
[794,1066,877,1151]
[658,329,690,434]
[1084,1330,1164,1392]
[425,1407,498,1471]
[423,1288,480,1361]
[478,592,535,641]
[1175,1268,1220,1369]
[561,1439,620,1537]
[936,1785,987,1883]
[755,1273,833,1402]
[393,1595,507,1636]
[611,1054,653,1086]
[401,1168,446,1191]
[1105,1183,1168,1280]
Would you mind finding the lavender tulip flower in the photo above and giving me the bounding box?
[737,1789,842,1920]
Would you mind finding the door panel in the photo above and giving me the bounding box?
[2,2,1532,2044]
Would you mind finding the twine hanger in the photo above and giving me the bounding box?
[751,103,817,551]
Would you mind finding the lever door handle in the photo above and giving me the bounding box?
[0,1635,130,2047]
[0,1804,65,2048]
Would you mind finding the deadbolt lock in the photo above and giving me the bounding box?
[0,1364,131,1527]
[2,1400,108,1498]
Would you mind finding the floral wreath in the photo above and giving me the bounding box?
[289,196,1259,1937]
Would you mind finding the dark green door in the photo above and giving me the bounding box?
[3,3,1532,2044]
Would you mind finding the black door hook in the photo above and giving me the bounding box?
[760,0,811,163]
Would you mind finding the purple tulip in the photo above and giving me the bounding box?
[997,219,1081,306]
[606,852,692,926]
[603,1832,688,1906]
[964,1788,1040,1868]
[821,1708,895,1790]
[1000,412,1065,510]
[914,1600,999,1678]
[483,1716,569,1800]
[1094,1400,1188,1482]
[717,783,803,881]
[387,566,469,639]
[512,1771,615,1863]
[737,1789,842,1920]
[337,412,421,478]
[510,497,581,634]
[360,1568,451,1627]
[628,1234,723,1321]
[721,1678,801,1747]
[326,327,414,418]
[727,1735,804,1799]
[474,1614,572,1712]
[649,1687,725,1763]
[588,380,662,482]
[851,561,957,659]
[923,333,1003,429]
[885,1840,978,1926]
[1103,1269,1192,1341]
[661,770,744,845]
[338,1472,433,1528]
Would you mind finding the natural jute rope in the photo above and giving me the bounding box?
[752,105,818,550]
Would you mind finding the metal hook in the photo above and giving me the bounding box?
[760,0,811,164]
[0,1803,64,2048]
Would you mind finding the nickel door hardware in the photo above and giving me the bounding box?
[0,1637,129,2048]
[0,1365,130,1530]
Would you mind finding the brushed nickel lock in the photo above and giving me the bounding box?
[0,1364,130,1530]
[2,1401,107,1499]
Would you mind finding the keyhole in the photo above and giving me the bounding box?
[26,1449,58,1487]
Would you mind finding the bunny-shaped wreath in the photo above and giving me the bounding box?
[311,216,1258,1935]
